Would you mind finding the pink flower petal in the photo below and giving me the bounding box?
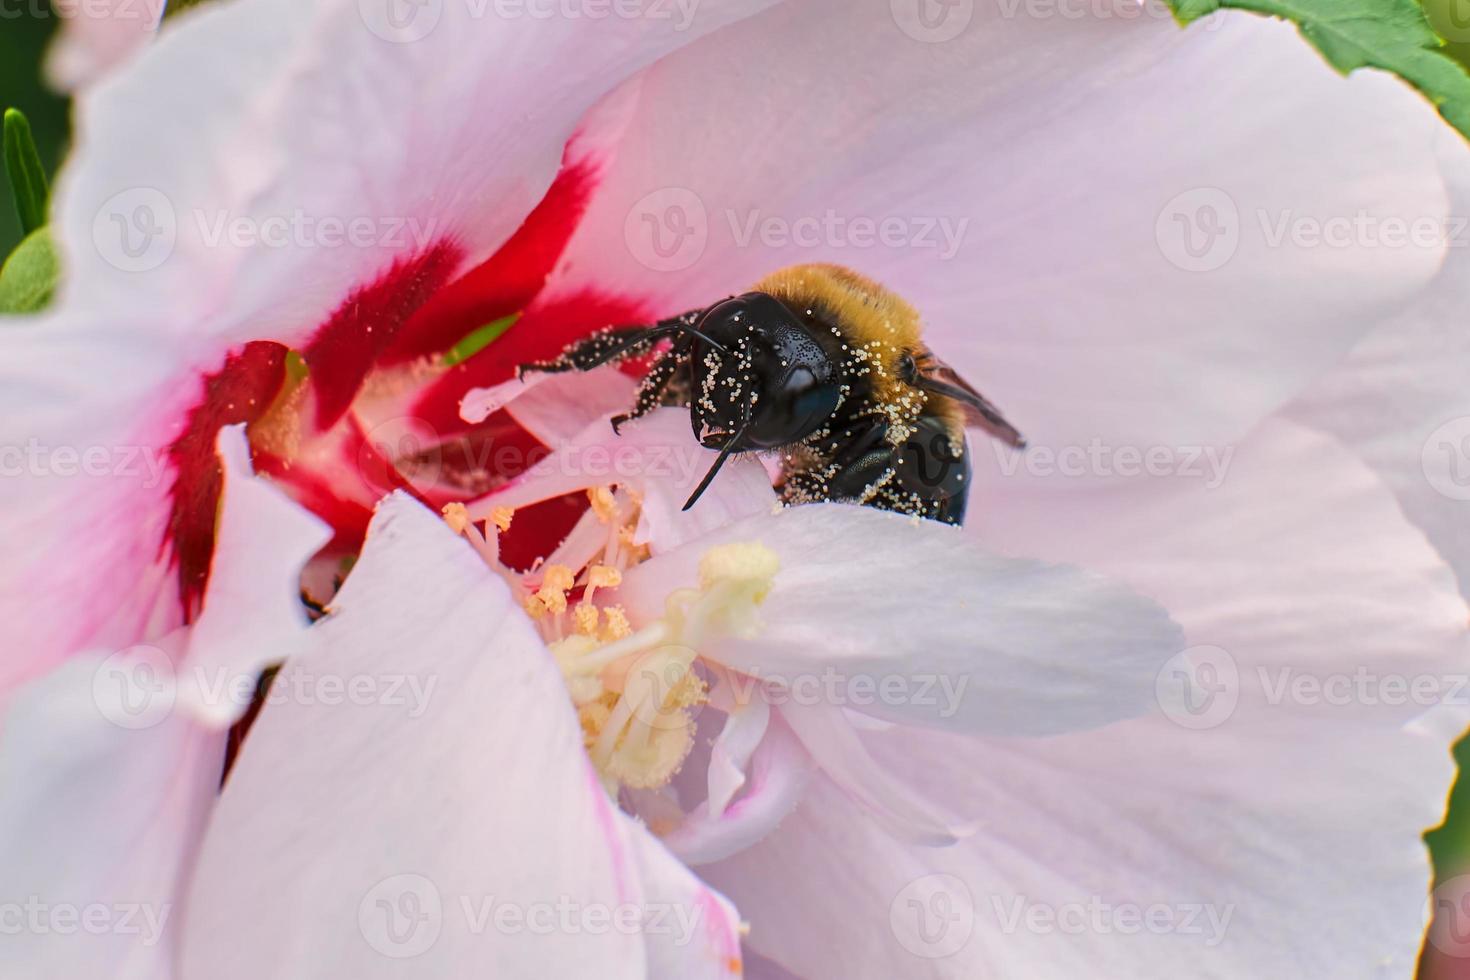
[0,427,330,978]
[182,493,740,977]
[539,2,1451,458]
[661,712,814,868]
[0,655,220,980]
[1,0,783,683]
[1288,140,1470,600]
[613,503,1184,734]
[469,407,777,552]
[46,0,164,91]
[177,426,331,726]
[703,419,1466,976]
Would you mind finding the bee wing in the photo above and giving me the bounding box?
[912,353,1026,449]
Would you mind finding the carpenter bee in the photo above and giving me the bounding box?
[519,263,1024,525]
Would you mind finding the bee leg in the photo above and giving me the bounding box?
[611,348,684,434]
[782,420,896,505]
[519,325,662,378]
[519,309,708,379]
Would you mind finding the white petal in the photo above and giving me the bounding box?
[701,420,1469,977]
[1289,137,1470,600]
[181,493,740,977]
[178,426,331,726]
[663,710,813,867]
[468,407,777,552]
[539,1,1451,455]
[0,654,220,980]
[52,0,782,350]
[46,0,164,90]
[614,503,1184,734]
[705,693,770,818]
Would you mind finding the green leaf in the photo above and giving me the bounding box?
[443,312,522,367]
[0,227,59,314]
[3,108,49,236]
[164,0,212,18]
[1167,0,1470,141]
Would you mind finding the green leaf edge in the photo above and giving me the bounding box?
[0,227,60,315]
[3,108,50,236]
[1166,0,1470,142]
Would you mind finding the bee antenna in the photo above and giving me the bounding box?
[683,401,753,511]
[673,323,729,353]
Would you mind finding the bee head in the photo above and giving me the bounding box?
[688,292,843,452]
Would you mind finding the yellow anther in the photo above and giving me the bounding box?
[698,542,780,595]
[666,671,708,710]
[604,717,695,790]
[588,565,622,590]
[589,486,618,522]
[522,594,548,620]
[541,564,576,592]
[573,603,601,636]
[536,587,568,616]
[601,605,632,641]
[441,501,470,534]
[490,506,515,533]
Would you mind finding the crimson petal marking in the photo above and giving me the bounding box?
[163,341,288,621]
[381,157,604,366]
[302,241,464,430]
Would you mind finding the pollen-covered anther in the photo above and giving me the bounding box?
[601,605,632,641]
[588,486,618,522]
[588,565,622,589]
[441,501,470,534]
[490,506,515,533]
[573,603,601,637]
[547,541,778,793]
